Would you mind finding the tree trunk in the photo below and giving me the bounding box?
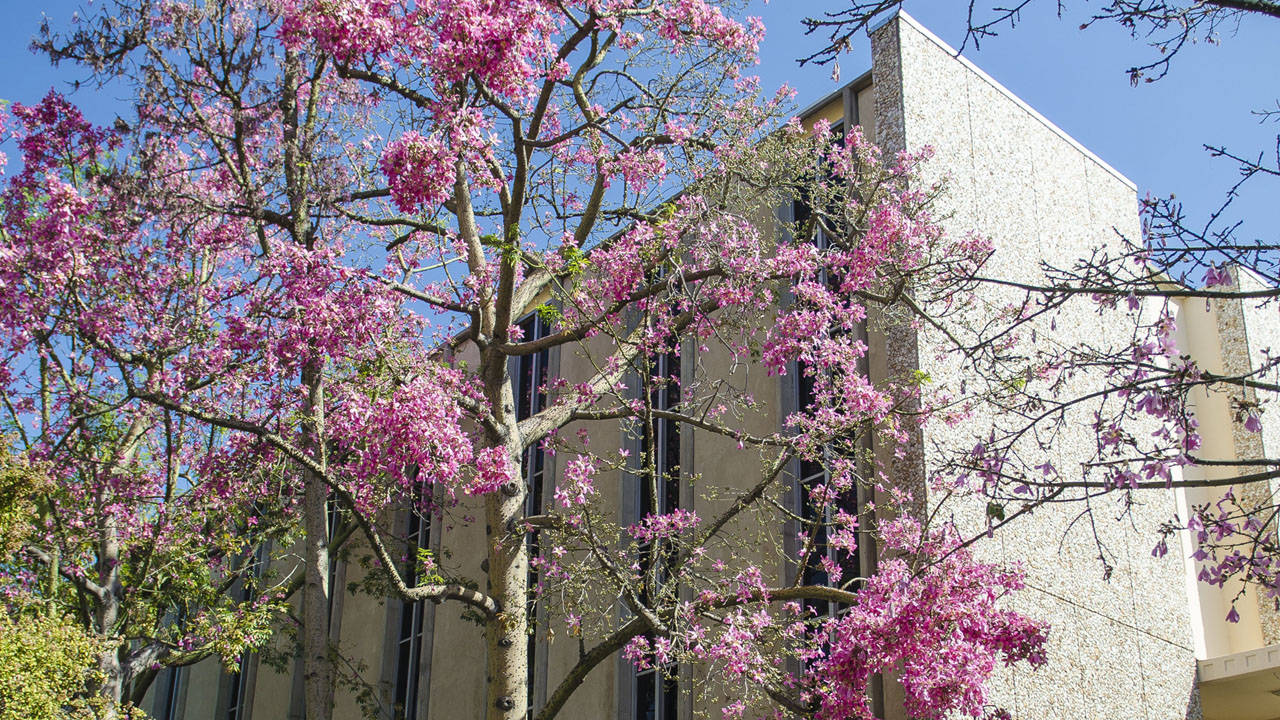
[301,362,334,720]
[94,636,124,720]
[303,469,334,720]
[94,415,148,718]
[280,43,333,720]
[485,445,528,720]
[92,519,126,719]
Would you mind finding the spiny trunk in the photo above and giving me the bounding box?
[485,445,528,720]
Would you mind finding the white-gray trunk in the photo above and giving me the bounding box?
[301,364,333,720]
[95,645,124,720]
[303,470,334,720]
[484,446,528,720]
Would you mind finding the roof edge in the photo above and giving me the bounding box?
[883,9,1138,192]
[794,69,873,123]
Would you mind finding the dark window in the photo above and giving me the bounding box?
[791,162,863,619]
[639,350,681,523]
[226,545,267,720]
[226,661,251,720]
[515,313,552,718]
[634,348,681,720]
[156,665,182,720]
[392,488,430,720]
[326,495,342,622]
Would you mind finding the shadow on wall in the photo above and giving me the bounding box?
[1186,675,1203,720]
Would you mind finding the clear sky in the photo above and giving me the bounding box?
[1,0,1275,252]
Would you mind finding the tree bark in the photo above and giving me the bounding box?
[301,363,334,720]
[281,44,334,720]
[481,343,528,720]
[93,414,149,717]
[484,444,528,720]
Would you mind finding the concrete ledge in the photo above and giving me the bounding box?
[1199,643,1280,683]
[1198,643,1280,720]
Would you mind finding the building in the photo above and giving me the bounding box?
[148,11,1279,720]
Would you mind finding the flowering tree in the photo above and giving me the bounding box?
[0,93,300,713]
[2,2,1049,719]
[801,0,1280,629]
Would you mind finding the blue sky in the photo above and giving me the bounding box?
[1,1,1275,251]
[747,1,1279,256]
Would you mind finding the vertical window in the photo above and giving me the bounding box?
[393,484,430,720]
[156,664,183,720]
[790,146,863,618]
[634,348,681,720]
[515,313,552,717]
[226,544,267,720]
[226,659,251,720]
[795,362,860,619]
[517,313,552,527]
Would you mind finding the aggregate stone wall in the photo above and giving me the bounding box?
[871,12,1200,719]
[1226,268,1280,647]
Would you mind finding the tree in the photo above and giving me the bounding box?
[0,93,304,715]
[0,608,107,720]
[0,447,103,720]
[2,2,1048,720]
[800,0,1280,625]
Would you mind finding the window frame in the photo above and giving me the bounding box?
[618,338,691,720]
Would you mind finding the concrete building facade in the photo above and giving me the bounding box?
[148,12,1279,720]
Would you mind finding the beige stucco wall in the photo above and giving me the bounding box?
[1231,268,1280,651]
[1176,274,1280,720]
[870,11,1200,720]
[1175,284,1272,659]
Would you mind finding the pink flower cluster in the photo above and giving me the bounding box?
[419,0,560,99]
[330,369,481,506]
[380,131,456,213]
[627,508,699,542]
[279,0,401,61]
[469,446,514,495]
[804,520,1047,720]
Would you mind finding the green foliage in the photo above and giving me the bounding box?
[1001,374,1028,393]
[654,201,678,224]
[0,446,45,557]
[534,303,564,325]
[909,369,933,386]
[0,609,107,720]
[481,225,523,264]
[556,244,590,276]
[188,596,291,673]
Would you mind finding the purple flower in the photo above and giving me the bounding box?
[1204,265,1232,288]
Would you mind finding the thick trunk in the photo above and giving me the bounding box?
[301,364,334,720]
[484,446,528,720]
[95,473,124,717]
[479,339,528,720]
[92,416,148,717]
[303,470,334,720]
[281,45,332,720]
[95,645,124,720]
